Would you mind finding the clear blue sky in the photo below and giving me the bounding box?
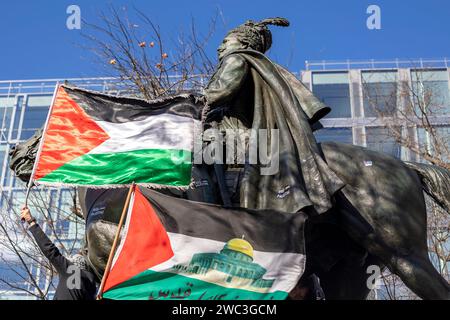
[0,0,449,80]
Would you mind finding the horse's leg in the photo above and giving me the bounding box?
[300,212,377,300]
[289,273,325,300]
[337,191,450,300]
[384,253,450,300]
[317,255,381,300]
[321,142,450,299]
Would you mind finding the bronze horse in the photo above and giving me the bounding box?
[9,118,450,300]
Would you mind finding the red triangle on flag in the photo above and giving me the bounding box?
[103,187,174,292]
[34,86,110,180]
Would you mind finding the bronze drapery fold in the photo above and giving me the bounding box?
[205,49,344,214]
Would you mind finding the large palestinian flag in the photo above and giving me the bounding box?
[32,85,200,187]
[101,187,306,300]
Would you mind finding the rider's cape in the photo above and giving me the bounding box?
[205,49,345,214]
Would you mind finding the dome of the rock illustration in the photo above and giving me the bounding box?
[222,238,254,259]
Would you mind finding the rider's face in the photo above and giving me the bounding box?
[217,36,246,60]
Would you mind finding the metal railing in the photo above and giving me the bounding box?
[305,58,450,71]
[0,77,136,96]
[0,74,208,97]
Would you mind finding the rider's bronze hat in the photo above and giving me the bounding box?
[226,17,290,53]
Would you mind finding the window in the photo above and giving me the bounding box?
[3,145,15,187]
[437,126,450,153]
[22,107,47,130]
[418,126,450,162]
[27,95,53,107]
[0,96,16,108]
[0,144,7,187]
[10,96,25,141]
[12,171,27,188]
[362,71,398,117]
[21,107,48,140]
[0,144,7,189]
[366,127,401,158]
[314,127,353,144]
[411,70,450,115]
[8,190,27,214]
[58,189,84,239]
[0,262,30,291]
[20,95,52,140]
[312,72,351,118]
[0,96,16,141]
[0,144,6,171]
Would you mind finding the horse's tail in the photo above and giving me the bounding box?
[405,161,450,214]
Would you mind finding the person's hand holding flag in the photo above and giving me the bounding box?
[20,206,36,226]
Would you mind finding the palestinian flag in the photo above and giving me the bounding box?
[101,187,306,300]
[32,85,200,187]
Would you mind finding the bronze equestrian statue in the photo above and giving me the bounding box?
[203,17,344,215]
[9,18,450,300]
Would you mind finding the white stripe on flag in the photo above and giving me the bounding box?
[89,114,200,154]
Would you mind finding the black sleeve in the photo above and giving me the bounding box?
[28,224,70,275]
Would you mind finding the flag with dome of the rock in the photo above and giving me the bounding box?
[100,186,307,300]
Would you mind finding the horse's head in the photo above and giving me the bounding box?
[9,129,42,183]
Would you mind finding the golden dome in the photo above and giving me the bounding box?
[225,238,254,258]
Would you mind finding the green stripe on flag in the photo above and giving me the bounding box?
[37,149,192,186]
[103,269,288,300]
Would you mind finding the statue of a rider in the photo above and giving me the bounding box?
[203,18,345,215]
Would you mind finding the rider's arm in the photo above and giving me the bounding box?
[204,54,249,107]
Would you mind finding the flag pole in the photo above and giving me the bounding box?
[24,83,60,209]
[96,183,136,300]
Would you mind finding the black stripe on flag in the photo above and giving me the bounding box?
[140,188,306,254]
[62,85,202,123]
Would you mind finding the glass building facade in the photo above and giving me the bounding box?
[0,60,449,299]
[302,65,450,160]
[304,62,450,299]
